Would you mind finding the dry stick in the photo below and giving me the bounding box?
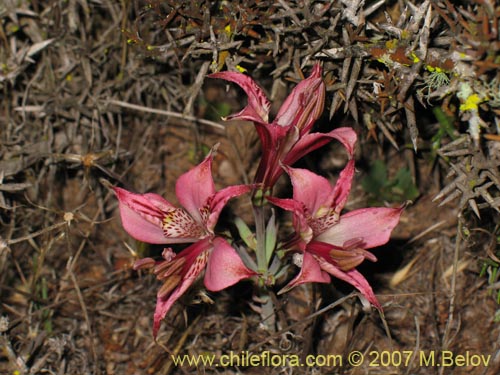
[439,217,463,375]
[0,335,28,373]
[378,309,394,351]
[184,60,210,156]
[405,219,449,246]
[405,315,421,375]
[107,99,225,131]
[67,269,98,372]
[119,0,129,78]
[7,221,68,245]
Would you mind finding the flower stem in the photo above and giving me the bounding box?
[252,189,276,331]
[253,203,267,272]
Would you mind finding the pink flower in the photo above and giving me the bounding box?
[209,64,356,189]
[268,132,403,308]
[113,148,255,336]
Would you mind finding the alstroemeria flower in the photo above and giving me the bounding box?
[113,148,255,336]
[268,134,403,308]
[210,64,355,189]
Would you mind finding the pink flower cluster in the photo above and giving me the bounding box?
[113,64,403,337]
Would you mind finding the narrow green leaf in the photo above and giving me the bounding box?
[234,217,257,250]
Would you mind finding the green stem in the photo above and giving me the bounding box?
[252,189,275,331]
[253,203,267,272]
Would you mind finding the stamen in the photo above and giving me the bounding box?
[342,237,365,250]
[329,248,354,259]
[154,257,186,278]
[157,257,186,280]
[133,257,156,270]
[329,243,377,271]
[336,255,365,271]
[157,274,182,299]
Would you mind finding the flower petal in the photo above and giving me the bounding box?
[208,71,270,124]
[278,252,330,294]
[152,238,212,337]
[315,257,381,308]
[282,127,357,169]
[113,187,175,244]
[175,149,216,223]
[274,63,325,134]
[161,208,206,242]
[284,166,335,217]
[266,197,313,246]
[206,184,252,232]
[328,158,355,214]
[204,237,256,291]
[315,207,403,249]
[253,122,293,186]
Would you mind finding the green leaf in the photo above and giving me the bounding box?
[234,217,257,251]
[362,160,419,203]
[361,160,389,196]
[392,168,420,201]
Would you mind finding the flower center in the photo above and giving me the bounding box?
[162,209,206,238]
[309,210,339,235]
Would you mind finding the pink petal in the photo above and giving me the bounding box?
[278,252,330,294]
[253,122,293,186]
[175,150,216,224]
[204,237,256,291]
[152,239,212,337]
[324,127,358,157]
[208,71,270,124]
[315,207,403,249]
[113,187,174,244]
[285,166,335,217]
[328,158,355,214]
[161,208,206,242]
[206,184,252,232]
[266,197,313,246]
[315,257,381,308]
[275,64,325,134]
[282,127,357,169]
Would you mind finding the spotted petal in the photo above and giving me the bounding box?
[152,238,212,337]
[161,208,206,241]
[175,149,216,224]
[266,196,313,247]
[329,159,355,215]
